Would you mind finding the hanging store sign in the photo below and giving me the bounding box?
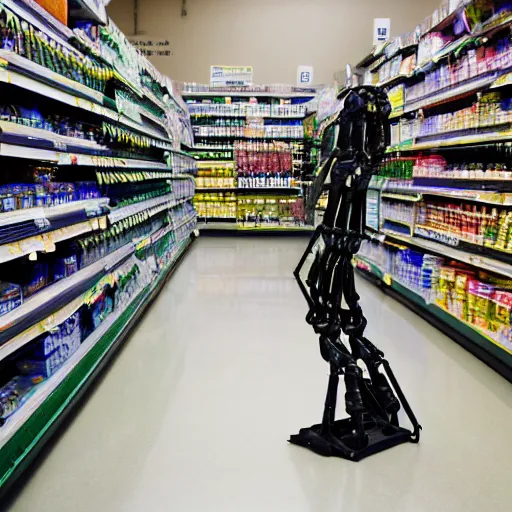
[373,18,391,45]
[210,66,253,87]
[297,65,314,86]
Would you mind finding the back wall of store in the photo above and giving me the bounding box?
[107,0,441,85]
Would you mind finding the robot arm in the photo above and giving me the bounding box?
[291,86,421,461]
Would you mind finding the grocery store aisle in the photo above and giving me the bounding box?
[3,237,512,512]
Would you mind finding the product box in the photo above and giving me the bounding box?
[490,290,512,351]
[16,311,81,380]
[467,279,494,331]
[0,376,34,422]
[35,0,68,26]
[0,282,22,318]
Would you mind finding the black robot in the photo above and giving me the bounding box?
[290,84,422,461]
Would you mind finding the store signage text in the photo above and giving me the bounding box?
[210,66,253,87]
[129,38,173,57]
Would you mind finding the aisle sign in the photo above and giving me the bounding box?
[373,18,391,45]
[297,65,314,86]
[210,66,253,87]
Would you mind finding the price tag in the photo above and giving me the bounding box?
[53,141,67,151]
[383,274,393,286]
[136,237,151,251]
[41,314,58,333]
[6,242,24,257]
[42,235,56,253]
[19,237,45,256]
[59,154,72,165]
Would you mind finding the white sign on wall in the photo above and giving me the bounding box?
[373,18,391,46]
[297,65,314,86]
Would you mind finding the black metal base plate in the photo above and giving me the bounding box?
[289,418,412,461]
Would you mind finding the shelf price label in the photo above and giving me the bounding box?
[383,273,393,286]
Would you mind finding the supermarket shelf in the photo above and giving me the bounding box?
[369,14,512,100]
[356,41,418,71]
[192,133,304,140]
[108,195,192,224]
[424,3,467,36]
[0,121,110,155]
[199,222,314,234]
[383,186,512,205]
[0,244,134,358]
[151,213,196,242]
[413,225,512,266]
[139,109,170,134]
[60,154,171,169]
[0,198,108,229]
[380,229,512,279]
[190,113,306,119]
[168,148,197,160]
[0,236,194,498]
[197,217,237,223]
[413,10,512,74]
[0,216,107,265]
[238,187,302,192]
[199,186,300,193]
[415,122,511,144]
[182,91,315,98]
[382,218,413,228]
[3,0,76,52]
[172,213,198,232]
[381,193,422,202]
[0,142,172,169]
[196,161,235,167]
[403,70,503,114]
[356,45,387,70]
[186,145,234,151]
[387,128,512,152]
[383,177,512,192]
[0,51,173,143]
[0,49,104,105]
[195,187,237,192]
[142,83,187,116]
[377,73,414,89]
[356,261,512,382]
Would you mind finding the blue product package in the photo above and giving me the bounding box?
[2,195,15,212]
[53,254,78,281]
[16,311,82,380]
[0,281,22,317]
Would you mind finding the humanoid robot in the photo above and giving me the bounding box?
[290,81,422,461]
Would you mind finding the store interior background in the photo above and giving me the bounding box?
[107,0,442,85]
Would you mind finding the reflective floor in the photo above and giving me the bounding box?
[4,237,512,512]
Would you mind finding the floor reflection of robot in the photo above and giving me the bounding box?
[291,85,422,461]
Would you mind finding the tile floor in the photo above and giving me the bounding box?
[3,237,511,512]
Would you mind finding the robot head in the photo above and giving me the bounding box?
[337,85,391,171]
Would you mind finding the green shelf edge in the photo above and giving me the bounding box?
[0,236,194,498]
[355,258,512,379]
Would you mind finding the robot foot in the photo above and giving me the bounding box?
[289,416,413,461]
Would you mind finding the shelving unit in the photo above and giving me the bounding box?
[352,0,512,381]
[183,86,314,233]
[0,0,197,496]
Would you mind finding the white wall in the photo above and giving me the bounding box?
[108,0,442,85]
